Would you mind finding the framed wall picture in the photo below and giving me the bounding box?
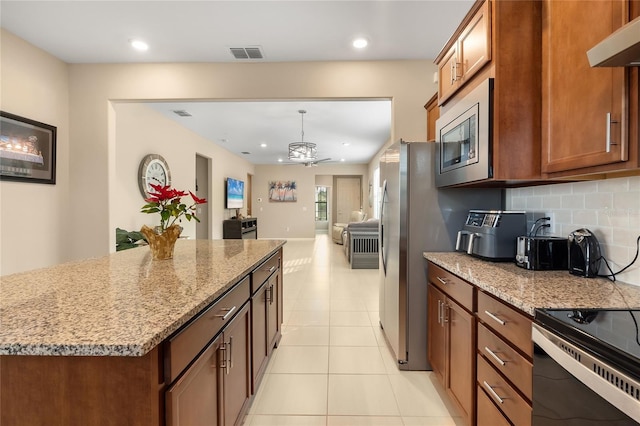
[0,111,57,184]
[268,180,297,202]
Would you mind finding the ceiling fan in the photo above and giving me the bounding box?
[284,110,333,166]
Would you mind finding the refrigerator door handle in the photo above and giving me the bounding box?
[380,180,388,274]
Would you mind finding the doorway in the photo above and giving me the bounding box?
[333,175,362,225]
[195,154,210,239]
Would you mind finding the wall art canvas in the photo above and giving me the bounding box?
[0,111,57,184]
[269,180,297,202]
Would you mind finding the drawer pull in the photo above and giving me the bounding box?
[484,310,506,326]
[228,336,234,370]
[483,381,506,404]
[484,346,507,366]
[437,300,442,325]
[216,306,237,321]
[436,276,448,285]
[268,265,276,273]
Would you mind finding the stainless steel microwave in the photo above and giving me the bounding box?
[435,78,493,187]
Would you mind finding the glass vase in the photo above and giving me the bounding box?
[140,224,181,260]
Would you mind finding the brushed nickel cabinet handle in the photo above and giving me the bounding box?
[606,112,619,153]
[484,346,507,366]
[437,300,442,325]
[484,310,506,326]
[436,276,448,285]
[268,265,276,273]
[443,303,449,324]
[216,306,237,321]
[483,381,506,404]
[228,336,233,370]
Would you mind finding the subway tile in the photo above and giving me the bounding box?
[549,182,573,195]
[562,194,585,209]
[598,176,630,193]
[541,195,562,209]
[572,180,598,195]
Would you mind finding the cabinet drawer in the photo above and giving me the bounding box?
[477,290,532,357]
[428,263,473,311]
[477,355,532,426]
[252,251,280,293]
[477,383,511,426]
[477,322,532,400]
[165,276,250,383]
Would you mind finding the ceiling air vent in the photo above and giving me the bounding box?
[230,46,264,60]
[172,110,192,117]
[241,151,251,155]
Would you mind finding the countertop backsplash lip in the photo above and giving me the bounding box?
[0,239,286,357]
[424,252,640,316]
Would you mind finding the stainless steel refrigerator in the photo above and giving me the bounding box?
[379,140,502,370]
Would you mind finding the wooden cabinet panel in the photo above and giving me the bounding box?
[427,283,447,385]
[252,252,280,293]
[251,281,269,393]
[267,272,280,350]
[477,355,531,426]
[447,299,475,424]
[477,290,532,357]
[166,336,222,426]
[428,263,474,311]
[458,0,491,81]
[542,0,628,174]
[165,277,250,383]
[476,383,511,426]
[222,303,251,426]
[438,45,459,105]
[477,322,532,400]
[425,93,439,142]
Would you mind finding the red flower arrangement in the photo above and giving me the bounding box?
[141,183,207,232]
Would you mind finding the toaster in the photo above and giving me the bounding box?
[515,236,568,270]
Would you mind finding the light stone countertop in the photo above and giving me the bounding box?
[0,239,286,357]
[423,252,640,316]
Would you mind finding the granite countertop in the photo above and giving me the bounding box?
[0,239,286,357]
[424,252,640,316]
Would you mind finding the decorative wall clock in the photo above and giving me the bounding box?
[138,154,171,199]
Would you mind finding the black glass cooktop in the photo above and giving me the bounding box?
[535,308,640,380]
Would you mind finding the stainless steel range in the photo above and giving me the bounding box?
[532,308,640,425]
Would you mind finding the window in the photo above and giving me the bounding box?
[315,186,328,221]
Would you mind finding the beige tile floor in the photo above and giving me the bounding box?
[244,233,464,426]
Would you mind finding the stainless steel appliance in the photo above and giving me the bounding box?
[435,78,493,187]
[516,236,568,270]
[568,228,602,277]
[587,15,640,67]
[455,210,526,261]
[379,140,502,370]
[532,308,640,425]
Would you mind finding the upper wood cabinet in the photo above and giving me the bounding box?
[424,93,439,142]
[542,0,635,176]
[437,0,491,105]
[435,0,543,184]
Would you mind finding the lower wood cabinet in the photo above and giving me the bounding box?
[476,383,511,426]
[221,303,251,426]
[427,279,475,426]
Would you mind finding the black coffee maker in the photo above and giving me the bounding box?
[568,228,602,278]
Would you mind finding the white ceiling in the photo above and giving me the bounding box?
[1,1,473,165]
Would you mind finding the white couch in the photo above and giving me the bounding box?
[331,211,367,244]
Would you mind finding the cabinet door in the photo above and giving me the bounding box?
[166,335,222,426]
[222,303,251,426]
[447,299,475,425]
[542,0,627,173]
[251,283,269,394]
[438,45,460,105]
[266,272,280,351]
[458,0,491,82]
[427,284,447,385]
[477,384,511,426]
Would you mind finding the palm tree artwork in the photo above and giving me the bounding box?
[269,180,297,202]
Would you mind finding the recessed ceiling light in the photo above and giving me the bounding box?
[340,158,346,162]
[130,39,149,51]
[352,38,368,49]
[342,142,350,146]
[260,143,267,148]
[277,158,283,163]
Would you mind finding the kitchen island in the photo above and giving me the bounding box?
[0,239,286,425]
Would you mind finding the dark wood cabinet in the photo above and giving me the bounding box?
[166,336,222,426]
[221,303,251,426]
[448,299,475,423]
[424,93,439,142]
[427,284,446,385]
[223,218,258,239]
[250,251,282,393]
[542,0,631,175]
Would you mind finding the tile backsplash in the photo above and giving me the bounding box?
[507,176,640,287]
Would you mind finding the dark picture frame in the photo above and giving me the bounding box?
[0,111,57,184]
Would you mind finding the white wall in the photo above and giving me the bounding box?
[0,29,70,275]
[507,176,640,286]
[254,163,368,238]
[113,103,254,240]
[65,60,438,259]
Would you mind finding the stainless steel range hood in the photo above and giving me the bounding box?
[587,15,640,67]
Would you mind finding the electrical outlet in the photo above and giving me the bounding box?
[543,212,555,235]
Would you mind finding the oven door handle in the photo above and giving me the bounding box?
[532,323,640,424]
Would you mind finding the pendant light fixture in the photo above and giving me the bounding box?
[288,110,317,161]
